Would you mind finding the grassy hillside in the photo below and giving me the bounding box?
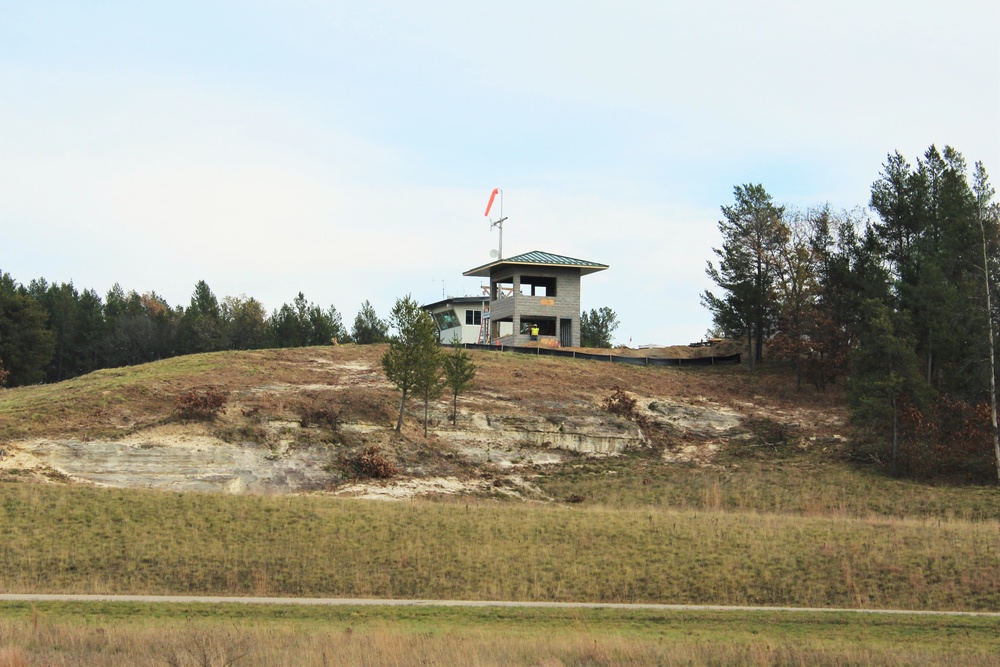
[1,345,999,662]
[1,482,998,611]
[0,347,394,441]
[0,343,831,441]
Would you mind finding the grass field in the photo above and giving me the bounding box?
[2,347,999,663]
[1,601,999,666]
[1,482,998,612]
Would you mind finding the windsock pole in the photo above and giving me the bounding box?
[485,188,507,260]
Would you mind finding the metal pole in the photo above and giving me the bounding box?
[498,189,503,260]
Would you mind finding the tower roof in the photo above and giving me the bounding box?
[463,250,608,278]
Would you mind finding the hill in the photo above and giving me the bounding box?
[3,343,1000,666]
[0,343,845,497]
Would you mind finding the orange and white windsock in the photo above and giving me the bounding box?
[484,188,499,217]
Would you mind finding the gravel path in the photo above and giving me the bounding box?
[1,594,998,617]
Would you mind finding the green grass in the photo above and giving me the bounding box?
[1,601,998,667]
[2,483,998,611]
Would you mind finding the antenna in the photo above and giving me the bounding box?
[484,187,508,260]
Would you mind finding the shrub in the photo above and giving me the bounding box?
[299,406,340,430]
[174,388,228,420]
[602,385,649,429]
[353,445,398,479]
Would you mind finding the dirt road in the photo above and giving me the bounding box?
[1,594,997,617]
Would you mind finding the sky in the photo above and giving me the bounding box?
[2,1,998,346]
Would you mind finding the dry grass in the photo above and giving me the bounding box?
[1,603,999,667]
[1,483,998,611]
[536,454,1000,521]
[0,344,843,441]
[0,347,397,441]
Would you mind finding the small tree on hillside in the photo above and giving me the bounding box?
[416,353,444,438]
[382,295,441,432]
[353,300,389,344]
[0,357,9,387]
[580,307,619,348]
[442,336,477,425]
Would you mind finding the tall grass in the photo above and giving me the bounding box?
[1,483,998,611]
[2,604,999,667]
[536,454,1000,521]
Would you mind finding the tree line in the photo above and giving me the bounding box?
[704,144,1000,482]
[0,276,393,387]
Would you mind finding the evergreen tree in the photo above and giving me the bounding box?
[306,303,348,346]
[381,295,441,432]
[270,303,299,348]
[221,295,271,350]
[803,209,887,389]
[27,280,108,381]
[352,300,389,344]
[872,148,989,396]
[270,293,347,347]
[580,307,619,348]
[178,280,224,354]
[441,336,477,425]
[856,145,999,478]
[848,300,928,476]
[703,184,788,369]
[102,288,178,367]
[0,272,55,386]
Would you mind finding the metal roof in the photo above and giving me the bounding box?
[463,250,609,277]
[421,295,491,311]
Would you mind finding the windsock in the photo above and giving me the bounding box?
[484,188,499,217]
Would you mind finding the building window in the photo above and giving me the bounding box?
[434,309,460,330]
[465,310,482,325]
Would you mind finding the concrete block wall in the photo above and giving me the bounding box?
[489,267,583,347]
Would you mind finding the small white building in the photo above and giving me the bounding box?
[422,295,512,344]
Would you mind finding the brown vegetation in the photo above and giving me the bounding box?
[173,387,228,420]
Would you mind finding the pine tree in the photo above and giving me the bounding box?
[442,337,477,425]
[848,299,928,476]
[352,300,389,344]
[580,307,619,348]
[179,280,224,354]
[0,272,55,386]
[381,296,441,432]
[703,184,787,369]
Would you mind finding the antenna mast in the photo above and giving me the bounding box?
[484,187,508,260]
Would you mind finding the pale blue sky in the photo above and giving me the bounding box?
[2,1,998,345]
